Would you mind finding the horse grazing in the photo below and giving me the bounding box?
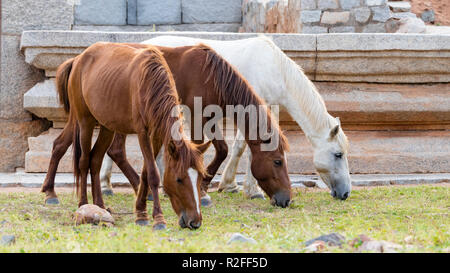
[130,35,350,200]
[45,42,209,230]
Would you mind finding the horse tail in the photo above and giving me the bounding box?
[56,58,74,113]
[72,121,81,194]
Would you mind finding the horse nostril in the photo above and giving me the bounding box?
[188,221,201,229]
[331,190,337,198]
[283,199,290,208]
[342,192,349,200]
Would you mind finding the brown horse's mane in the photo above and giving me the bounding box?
[195,44,289,151]
[137,47,206,175]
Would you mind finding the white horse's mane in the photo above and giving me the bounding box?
[257,35,348,151]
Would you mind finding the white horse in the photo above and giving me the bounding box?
[100,35,352,200]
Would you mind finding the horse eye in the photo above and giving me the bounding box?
[176,178,182,184]
[274,160,282,166]
[334,153,343,159]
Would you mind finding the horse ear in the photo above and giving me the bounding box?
[168,140,179,160]
[196,141,212,154]
[329,124,340,140]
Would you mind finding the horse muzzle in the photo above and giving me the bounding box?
[270,191,291,208]
[179,212,202,229]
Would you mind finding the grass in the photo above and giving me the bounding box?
[0,184,448,253]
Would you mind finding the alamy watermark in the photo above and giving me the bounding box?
[170,97,280,151]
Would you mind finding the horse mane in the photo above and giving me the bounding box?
[137,46,206,175]
[257,36,348,151]
[194,43,289,152]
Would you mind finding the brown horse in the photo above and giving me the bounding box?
[41,43,292,210]
[52,43,209,229]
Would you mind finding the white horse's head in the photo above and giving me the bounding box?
[311,117,351,200]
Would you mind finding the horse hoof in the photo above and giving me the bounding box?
[147,194,153,201]
[102,189,114,196]
[153,223,166,230]
[135,219,149,226]
[250,193,265,200]
[45,198,60,205]
[201,195,212,207]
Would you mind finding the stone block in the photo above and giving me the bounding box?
[353,7,371,23]
[387,1,411,12]
[1,0,73,34]
[421,10,435,23]
[340,0,360,10]
[318,0,339,10]
[158,23,241,32]
[182,0,242,23]
[329,26,355,32]
[1,35,44,121]
[365,0,386,6]
[127,0,137,25]
[371,6,391,22]
[137,0,181,25]
[301,10,322,23]
[75,0,127,25]
[302,26,329,33]
[391,12,416,19]
[321,11,350,24]
[301,0,317,10]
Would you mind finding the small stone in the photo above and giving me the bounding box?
[421,10,435,23]
[330,26,355,33]
[318,0,339,10]
[391,12,417,19]
[340,0,360,10]
[301,10,322,23]
[396,17,426,33]
[74,204,115,226]
[353,7,371,23]
[227,233,257,244]
[301,0,317,10]
[321,11,350,24]
[304,240,327,252]
[363,23,386,33]
[359,240,403,253]
[1,235,16,246]
[371,6,391,22]
[305,233,346,247]
[302,26,328,34]
[365,0,387,6]
[388,1,411,12]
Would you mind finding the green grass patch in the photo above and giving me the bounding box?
[0,185,448,252]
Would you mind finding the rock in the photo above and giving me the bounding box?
[301,0,316,10]
[241,0,302,33]
[321,11,350,24]
[371,6,391,22]
[349,234,372,247]
[318,0,339,10]
[330,26,355,33]
[1,235,16,246]
[301,10,322,23]
[74,0,127,25]
[305,233,346,247]
[302,26,328,34]
[396,17,426,33]
[137,0,181,25]
[183,0,242,23]
[73,204,115,226]
[391,12,417,19]
[304,240,327,252]
[365,0,387,6]
[421,10,435,23]
[353,7,372,23]
[362,23,386,33]
[302,181,316,187]
[388,1,411,12]
[227,233,257,244]
[340,0,360,10]
[359,240,403,253]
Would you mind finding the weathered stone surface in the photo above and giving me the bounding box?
[183,0,242,23]
[74,204,114,226]
[321,11,350,24]
[391,12,417,19]
[388,1,411,12]
[302,26,328,33]
[127,0,137,25]
[329,26,355,32]
[1,0,73,34]
[1,35,44,121]
[0,120,50,172]
[301,10,322,23]
[371,6,391,22]
[242,0,302,33]
[227,233,257,244]
[75,0,127,25]
[353,7,371,23]
[301,0,317,10]
[396,17,426,33]
[137,0,181,25]
[421,10,435,23]
[340,0,360,10]
[318,0,339,10]
[359,240,403,253]
[365,0,387,6]
[362,22,387,32]
[305,233,346,246]
[158,24,241,32]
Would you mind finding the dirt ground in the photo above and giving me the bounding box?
[409,0,450,25]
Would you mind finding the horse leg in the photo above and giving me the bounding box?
[218,131,246,193]
[135,132,166,230]
[77,120,95,207]
[243,152,265,200]
[100,155,114,196]
[41,117,74,205]
[147,136,164,201]
[107,133,140,194]
[89,126,115,209]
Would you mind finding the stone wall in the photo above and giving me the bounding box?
[242,0,400,33]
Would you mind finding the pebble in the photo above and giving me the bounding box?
[73,204,114,226]
[305,233,346,247]
[1,235,16,246]
[227,233,257,244]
